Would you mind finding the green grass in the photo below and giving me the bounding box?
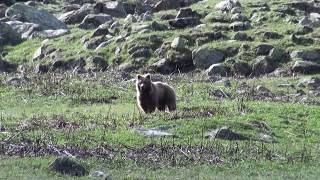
[1,72,320,178]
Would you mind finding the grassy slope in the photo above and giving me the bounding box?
[1,72,320,179]
[2,0,320,179]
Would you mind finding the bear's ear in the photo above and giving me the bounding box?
[137,74,143,80]
[145,74,151,80]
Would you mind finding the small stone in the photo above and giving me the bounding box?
[205,126,249,141]
[49,157,88,177]
[171,37,187,49]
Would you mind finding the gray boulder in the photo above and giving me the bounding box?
[152,48,194,74]
[256,44,274,55]
[153,0,180,12]
[49,157,88,177]
[205,126,249,141]
[171,37,187,49]
[0,22,21,46]
[215,0,241,12]
[0,4,7,18]
[310,13,320,27]
[31,29,69,39]
[291,34,314,45]
[169,17,201,28]
[83,36,106,49]
[85,56,108,71]
[292,60,320,74]
[233,31,252,41]
[231,13,247,22]
[299,76,320,89]
[6,3,67,30]
[95,1,127,18]
[268,47,287,62]
[192,47,225,69]
[205,63,229,77]
[6,20,69,39]
[124,14,137,23]
[176,7,201,19]
[6,20,40,36]
[34,64,49,73]
[0,58,17,73]
[229,21,251,31]
[231,61,252,76]
[79,14,113,29]
[290,49,320,62]
[252,56,276,76]
[59,4,94,24]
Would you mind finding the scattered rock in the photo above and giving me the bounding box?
[256,44,274,55]
[84,36,106,49]
[205,126,249,141]
[205,63,229,77]
[138,11,153,22]
[256,85,271,94]
[124,14,137,23]
[210,89,230,98]
[0,122,6,132]
[0,4,7,18]
[153,48,194,74]
[259,133,277,143]
[299,77,320,90]
[32,39,50,61]
[268,47,287,62]
[229,21,251,31]
[233,31,252,41]
[262,31,283,39]
[291,34,314,45]
[49,157,88,177]
[95,1,127,18]
[153,0,180,12]
[290,49,320,62]
[136,128,173,137]
[91,171,108,179]
[169,17,201,28]
[192,47,224,69]
[91,23,110,38]
[59,4,94,24]
[0,22,21,46]
[296,25,313,35]
[249,120,270,132]
[171,37,187,49]
[85,56,108,71]
[31,29,70,39]
[231,13,247,22]
[6,3,67,30]
[118,62,137,73]
[79,14,113,29]
[292,60,320,74]
[176,7,201,19]
[131,47,152,59]
[215,0,241,12]
[310,12,320,27]
[34,64,49,73]
[231,61,252,76]
[0,58,17,73]
[252,56,276,76]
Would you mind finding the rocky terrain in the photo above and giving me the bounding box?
[1,0,320,179]
[0,0,320,77]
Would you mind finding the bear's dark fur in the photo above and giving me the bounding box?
[136,74,176,113]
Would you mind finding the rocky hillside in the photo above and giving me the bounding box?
[1,0,320,77]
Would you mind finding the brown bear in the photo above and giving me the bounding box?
[136,74,176,113]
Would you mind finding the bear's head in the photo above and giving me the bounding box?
[136,74,152,93]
